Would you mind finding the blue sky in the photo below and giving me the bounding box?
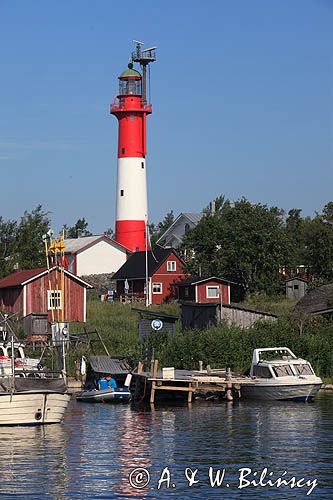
[0,0,332,233]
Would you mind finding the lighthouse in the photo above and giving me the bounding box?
[111,42,156,251]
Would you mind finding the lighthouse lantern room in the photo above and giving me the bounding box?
[111,42,156,252]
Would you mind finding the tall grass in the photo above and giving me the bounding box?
[69,297,333,380]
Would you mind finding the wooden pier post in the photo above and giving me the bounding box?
[150,360,159,404]
[188,383,193,403]
[226,367,233,401]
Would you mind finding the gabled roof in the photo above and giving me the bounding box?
[176,276,236,287]
[0,267,93,289]
[285,276,309,283]
[64,235,130,254]
[182,213,203,224]
[156,212,203,245]
[112,248,181,280]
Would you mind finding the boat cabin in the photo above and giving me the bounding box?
[0,341,40,376]
[250,347,315,379]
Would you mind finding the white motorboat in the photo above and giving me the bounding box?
[0,340,70,425]
[241,347,323,401]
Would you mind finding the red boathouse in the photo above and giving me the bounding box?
[0,267,93,322]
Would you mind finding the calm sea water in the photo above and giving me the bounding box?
[0,393,332,499]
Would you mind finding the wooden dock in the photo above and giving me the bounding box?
[133,360,255,404]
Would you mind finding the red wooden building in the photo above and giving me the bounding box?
[0,267,93,322]
[112,248,187,305]
[175,276,234,304]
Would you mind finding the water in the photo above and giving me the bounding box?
[0,393,332,499]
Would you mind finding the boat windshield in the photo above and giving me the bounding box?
[272,365,294,377]
[253,365,272,378]
[293,364,313,376]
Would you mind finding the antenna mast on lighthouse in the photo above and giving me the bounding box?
[110,42,157,252]
[131,41,157,102]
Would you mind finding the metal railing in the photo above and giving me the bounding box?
[110,99,152,112]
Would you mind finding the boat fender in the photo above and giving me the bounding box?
[80,356,87,376]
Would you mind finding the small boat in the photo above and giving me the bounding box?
[76,356,132,404]
[76,386,131,403]
[241,347,323,401]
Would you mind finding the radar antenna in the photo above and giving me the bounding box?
[130,40,157,102]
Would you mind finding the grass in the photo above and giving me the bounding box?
[242,293,297,316]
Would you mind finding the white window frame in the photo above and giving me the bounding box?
[47,290,62,310]
[152,282,163,294]
[167,261,177,272]
[206,286,220,299]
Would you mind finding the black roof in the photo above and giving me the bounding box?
[176,276,236,287]
[89,356,131,375]
[112,248,178,280]
[132,307,179,321]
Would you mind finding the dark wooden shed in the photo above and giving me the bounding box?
[181,302,277,330]
[132,308,179,341]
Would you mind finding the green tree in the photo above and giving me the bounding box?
[104,227,114,238]
[322,201,333,225]
[285,208,307,273]
[303,215,333,281]
[182,197,289,295]
[149,210,174,248]
[0,217,18,277]
[64,218,92,238]
[16,205,50,269]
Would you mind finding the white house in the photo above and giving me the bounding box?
[156,213,203,249]
[64,235,131,277]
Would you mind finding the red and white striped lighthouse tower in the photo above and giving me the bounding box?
[110,42,156,251]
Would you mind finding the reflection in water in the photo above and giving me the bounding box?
[0,394,331,498]
[0,424,68,497]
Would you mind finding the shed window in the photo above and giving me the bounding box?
[48,290,62,310]
[167,261,176,272]
[152,283,163,294]
[294,284,299,290]
[206,286,220,299]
